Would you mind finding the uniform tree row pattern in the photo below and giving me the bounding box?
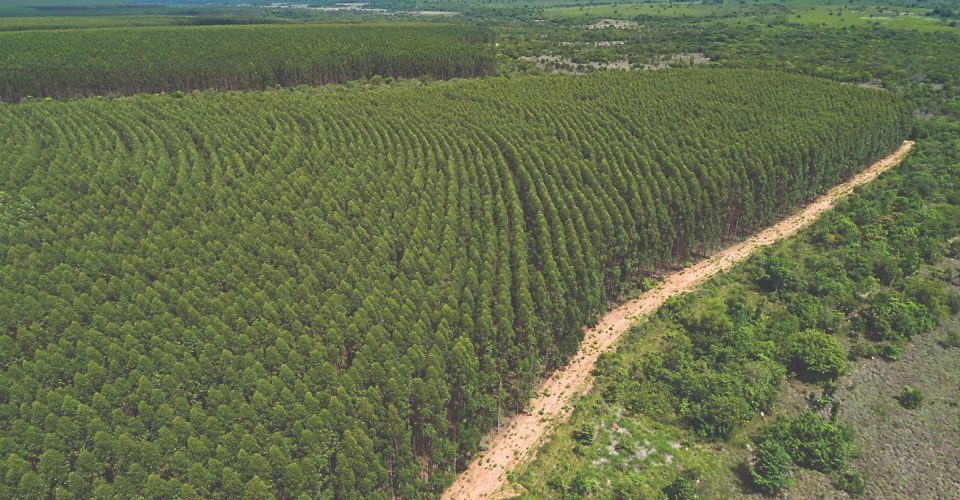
[0,70,910,498]
[0,23,495,102]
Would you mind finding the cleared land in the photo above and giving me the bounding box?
[443,140,915,499]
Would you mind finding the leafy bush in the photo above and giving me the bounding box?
[789,329,847,383]
[662,470,701,500]
[899,386,923,409]
[947,329,960,349]
[881,342,905,361]
[836,470,866,498]
[750,439,794,495]
[947,239,960,259]
[862,291,928,342]
[755,254,807,294]
[762,412,853,473]
[688,394,753,440]
[946,292,960,315]
[572,424,594,446]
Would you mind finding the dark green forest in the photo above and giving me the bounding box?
[0,70,909,497]
[0,23,495,102]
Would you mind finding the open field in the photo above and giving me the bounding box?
[789,4,959,32]
[540,1,958,32]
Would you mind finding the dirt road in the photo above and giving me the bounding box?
[442,140,915,499]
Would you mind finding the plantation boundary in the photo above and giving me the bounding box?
[443,140,915,499]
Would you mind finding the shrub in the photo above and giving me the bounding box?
[750,439,794,495]
[899,386,923,409]
[947,329,960,349]
[756,255,807,294]
[688,393,753,440]
[789,329,847,383]
[881,342,904,361]
[862,291,927,342]
[763,411,852,473]
[836,470,866,498]
[662,470,701,500]
[570,472,599,496]
[947,239,960,259]
[946,292,960,315]
[571,424,594,446]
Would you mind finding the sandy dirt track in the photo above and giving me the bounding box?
[442,140,915,499]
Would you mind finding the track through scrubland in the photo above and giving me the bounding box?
[443,140,915,500]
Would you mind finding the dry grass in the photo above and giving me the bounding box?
[791,257,960,498]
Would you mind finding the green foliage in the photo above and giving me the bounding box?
[0,23,496,101]
[0,70,907,497]
[862,290,929,342]
[947,293,960,316]
[836,469,867,497]
[789,329,847,383]
[899,386,923,409]
[518,13,960,498]
[501,20,960,117]
[948,328,960,349]
[762,412,853,473]
[571,424,593,446]
[749,439,794,495]
[662,469,701,500]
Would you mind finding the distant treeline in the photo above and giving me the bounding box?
[0,23,496,101]
[0,15,289,32]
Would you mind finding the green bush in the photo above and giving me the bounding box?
[688,394,753,440]
[862,291,928,342]
[946,292,960,315]
[899,386,923,409]
[789,329,847,383]
[571,424,594,446]
[663,470,701,500]
[836,470,866,498]
[763,412,853,473]
[750,439,794,495]
[881,342,904,361]
[947,329,960,349]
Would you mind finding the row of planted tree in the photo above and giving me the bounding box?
[0,23,496,102]
[0,70,910,498]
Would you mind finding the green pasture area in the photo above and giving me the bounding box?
[788,4,958,32]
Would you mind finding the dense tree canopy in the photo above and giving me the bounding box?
[0,69,909,497]
[0,23,495,101]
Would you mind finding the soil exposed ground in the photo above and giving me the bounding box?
[442,140,915,499]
